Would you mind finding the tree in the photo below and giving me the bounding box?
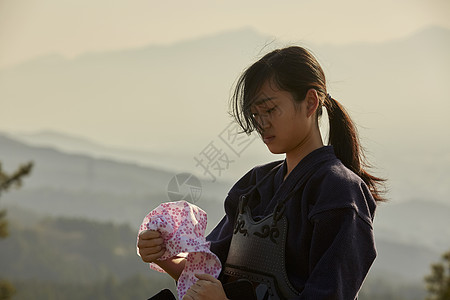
[0,161,33,237]
[0,162,33,191]
[425,249,450,300]
[0,161,33,299]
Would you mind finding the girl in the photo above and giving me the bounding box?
[138,46,385,299]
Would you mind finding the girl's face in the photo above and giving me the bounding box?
[250,81,319,156]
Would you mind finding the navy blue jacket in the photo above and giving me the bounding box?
[206,146,377,299]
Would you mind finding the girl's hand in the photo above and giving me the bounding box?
[137,230,165,263]
[183,274,228,300]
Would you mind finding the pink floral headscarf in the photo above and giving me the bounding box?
[137,201,222,299]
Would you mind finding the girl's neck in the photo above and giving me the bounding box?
[284,135,323,181]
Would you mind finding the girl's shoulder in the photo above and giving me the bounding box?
[306,159,377,224]
[314,159,363,186]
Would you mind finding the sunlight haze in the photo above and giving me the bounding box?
[0,0,449,67]
[1,0,449,198]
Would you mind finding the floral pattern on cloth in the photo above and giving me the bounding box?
[137,200,222,299]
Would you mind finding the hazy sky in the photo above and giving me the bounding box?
[0,0,449,68]
[1,0,449,200]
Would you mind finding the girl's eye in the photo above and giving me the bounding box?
[266,107,276,114]
[251,106,277,119]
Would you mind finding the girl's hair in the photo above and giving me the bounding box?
[231,46,385,202]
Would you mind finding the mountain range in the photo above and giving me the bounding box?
[1,133,449,284]
[1,26,449,204]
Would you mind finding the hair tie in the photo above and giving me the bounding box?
[327,93,332,100]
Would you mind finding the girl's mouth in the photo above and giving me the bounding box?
[263,136,275,144]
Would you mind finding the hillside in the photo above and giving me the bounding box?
[0,207,429,300]
[0,206,430,300]
[0,134,173,195]
[1,207,147,283]
[0,134,232,230]
[1,133,449,288]
[0,207,177,299]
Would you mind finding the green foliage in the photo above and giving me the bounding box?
[0,162,33,194]
[0,161,33,300]
[360,273,426,300]
[0,216,148,283]
[425,250,450,300]
[0,210,7,239]
[0,280,15,300]
[0,161,33,238]
[0,214,176,299]
[10,274,175,300]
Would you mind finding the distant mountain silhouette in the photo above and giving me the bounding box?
[0,133,232,229]
[7,130,192,173]
[1,26,449,204]
[0,133,172,194]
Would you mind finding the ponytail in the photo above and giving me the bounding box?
[324,94,386,202]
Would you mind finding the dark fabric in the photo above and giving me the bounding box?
[207,146,377,300]
[147,289,176,300]
[223,279,258,300]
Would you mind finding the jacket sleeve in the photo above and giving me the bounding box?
[299,207,376,299]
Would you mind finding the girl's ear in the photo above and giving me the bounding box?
[305,88,319,118]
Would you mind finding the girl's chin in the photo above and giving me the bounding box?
[266,145,284,155]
